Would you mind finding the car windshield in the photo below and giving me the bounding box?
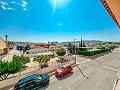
[36,75,42,80]
[59,66,65,71]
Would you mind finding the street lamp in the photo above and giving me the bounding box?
[74,38,77,64]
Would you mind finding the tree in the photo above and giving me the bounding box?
[23,44,30,54]
[83,40,86,47]
[79,38,83,47]
[8,41,15,47]
[34,55,50,68]
[0,60,22,80]
[56,48,66,60]
[68,42,73,53]
[12,55,30,66]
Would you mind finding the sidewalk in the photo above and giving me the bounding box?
[115,68,120,90]
[2,50,20,62]
[116,80,120,90]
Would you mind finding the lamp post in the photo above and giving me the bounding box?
[74,38,77,64]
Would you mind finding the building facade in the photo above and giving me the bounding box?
[0,37,6,54]
[0,37,6,50]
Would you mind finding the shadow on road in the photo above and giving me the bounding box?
[36,84,49,90]
[55,72,73,80]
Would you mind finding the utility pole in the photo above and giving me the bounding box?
[54,41,57,55]
[74,38,77,64]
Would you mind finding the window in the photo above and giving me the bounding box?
[67,66,71,68]
[19,83,26,89]
[25,80,35,89]
[59,67,65,71]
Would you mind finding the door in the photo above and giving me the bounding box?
[67,65,72,73]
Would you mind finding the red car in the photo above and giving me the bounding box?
[56,64,73,77]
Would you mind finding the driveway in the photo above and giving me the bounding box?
[2,50,20,62]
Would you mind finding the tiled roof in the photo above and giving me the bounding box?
[101,0,120,28]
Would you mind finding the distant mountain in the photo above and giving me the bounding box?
[60,40,106,45]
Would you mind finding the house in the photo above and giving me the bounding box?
[0,37,6,55]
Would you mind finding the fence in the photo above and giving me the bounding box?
[0,59,75,89]
[0,58,74,81]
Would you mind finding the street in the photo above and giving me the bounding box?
[40,48,120,90]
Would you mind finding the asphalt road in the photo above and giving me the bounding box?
[40,48,120,90]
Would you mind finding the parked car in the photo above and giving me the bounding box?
[55,64,73,77]
[14,74,50,90]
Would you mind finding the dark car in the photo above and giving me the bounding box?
[14,74,50,90]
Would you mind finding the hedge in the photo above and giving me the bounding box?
[78,49,109,56]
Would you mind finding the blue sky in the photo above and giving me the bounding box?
[0,0,120,42]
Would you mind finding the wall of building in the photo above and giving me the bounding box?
[0,37,6,50]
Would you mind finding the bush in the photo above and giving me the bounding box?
[0,60,22,80]
[12,55,30,66]
[56,48,66,57]
[78,49,109,56]
[34,55,50,63]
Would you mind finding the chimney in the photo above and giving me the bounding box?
[5,35,8,47]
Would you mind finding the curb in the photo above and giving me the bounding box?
[113,79,119,90]
[1,62,77,90]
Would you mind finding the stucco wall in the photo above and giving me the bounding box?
[0,60,75,89]
[0,37,6,50]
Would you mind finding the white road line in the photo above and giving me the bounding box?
[112,80,117,90]
[103,66,119,72]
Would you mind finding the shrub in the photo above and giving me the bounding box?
[12,55,30,66]
[0,60,22,80]
[78,49,109,56]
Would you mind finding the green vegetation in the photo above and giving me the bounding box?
[79,38,86,47]
[97,45,118,50]
[78,49,109,56]
[0,60,22,80]
[12,55,30,66]
[23,44,30,54]
[33,55,51,68]
[56,48,66,61]
[78,45,118,56]
[68,42,73,53]
[8,41,15,47]
[56,48,66,57]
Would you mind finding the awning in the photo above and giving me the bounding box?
[101,0,120,28]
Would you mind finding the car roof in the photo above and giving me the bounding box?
[17,75,38,85]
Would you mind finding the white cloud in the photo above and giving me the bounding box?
[21,0,27,7]
[23,7,28,11]
[11,1,16,4]
[0,0,28,11]
[1,5,6,10]
[7,7,15,11]
[0,1,5,5]
[57,23,63,26]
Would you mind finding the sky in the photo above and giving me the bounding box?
[0,0,120,43]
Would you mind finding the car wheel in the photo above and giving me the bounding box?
[42,81,48,87]
[61,73,64,77]
[71,69,73,73]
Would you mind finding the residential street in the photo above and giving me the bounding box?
[40,48,120,90]
[1,48,120,90]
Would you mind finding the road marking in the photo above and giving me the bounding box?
[112,80,118,90]
[103,66,119,72]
